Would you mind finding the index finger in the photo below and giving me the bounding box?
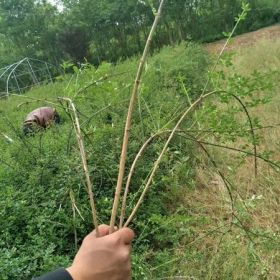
[116,227,135,244]
[95,224,110,237]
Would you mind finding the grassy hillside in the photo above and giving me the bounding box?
[176,38,280,279]
[0,37,279,279]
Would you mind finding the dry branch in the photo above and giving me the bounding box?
[122,84,269,226]
[61,97,99,236]
[70,189,78,249]
[110,0,166,232]
[121,5,252,227]
[123,91,216,227]
[122,126,280,227]
[119,130,171,227]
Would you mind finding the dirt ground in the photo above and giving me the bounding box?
[206,24,280,53]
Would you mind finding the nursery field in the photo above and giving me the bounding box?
[0,31,280,280]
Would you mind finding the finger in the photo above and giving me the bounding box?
[82,225,110,244]
[94,225,118,237]
[95,224,110,237]
[116,227,135,244]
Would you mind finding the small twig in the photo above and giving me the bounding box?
[202,4,249,94]
[171,124,280,134]
[0,132,14,143]
[73,71,131,99]
[150,258,180,272]
[60,97,99,236]
[70,190,78,250]
[191,138,280,170]
[66,100,126,153]
[232,213,256,244]
[184,222,232,248]
[110,0,166,232]
[172,132,253,213]
[194,141,235,218]
[229,93,258,177]
[3,114,37,162]
[69,189,85,221]
[74,75,109,99]
[11,94,60,109]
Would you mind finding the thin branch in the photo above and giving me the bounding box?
[11,94,60,108]
[192,138,280,170]
[202,5,249,93]
[110,0,166,232]
[123,90,216,227]
[60,97,99,236]
[173,132,252,213]
[229,93,258,177]
[2,114,37,162]
[121,129,236,227]
[119,130,169,227]
[194,141,235,216]
[0,132,14,143]
[173,124,280,134]
[70,190,78,250]
[73,71,131,99]
[123,122,280,227]
[65,98,130,154]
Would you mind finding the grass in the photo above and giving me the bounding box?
[168,38,280,280]
[0,37,279,279]
[0,43,209,279]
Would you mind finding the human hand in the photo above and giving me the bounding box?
[66,225,135,280]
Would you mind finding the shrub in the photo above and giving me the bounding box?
[0,42,207,279]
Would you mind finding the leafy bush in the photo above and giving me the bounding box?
[0,42,206,279]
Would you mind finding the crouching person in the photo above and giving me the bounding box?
[23,107,60,135]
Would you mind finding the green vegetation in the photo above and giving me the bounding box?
[0,43,209,279]
[1,33,280,278]
[0,0,279,67]
[1,1,280,279]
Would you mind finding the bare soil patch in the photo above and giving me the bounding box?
[206,24,280,53]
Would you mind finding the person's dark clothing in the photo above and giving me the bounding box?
[34,268,73,280]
